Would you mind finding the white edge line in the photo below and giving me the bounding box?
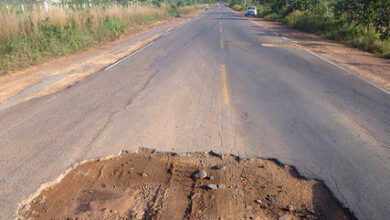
[240,11,390,96]
[104,17,194,72]
[104,41,154,71]
[304,49,390,95]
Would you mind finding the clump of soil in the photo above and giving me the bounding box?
[17,148,353,220]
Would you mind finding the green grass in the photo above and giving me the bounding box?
[254,8,390,58]
[0,2,202,75]
[231,4,243,11]
[283,11,390,57]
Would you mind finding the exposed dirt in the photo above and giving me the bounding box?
[0,12,202,107]
[17,148,353,220]
[235,11,390,92]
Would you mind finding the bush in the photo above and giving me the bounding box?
[232,4,243,11]
[288,13,337,34]
[284,10,303,26]
[282,10,390,57]
[103,18,126,38]
[252,1,390,58]
[168,4,181,17]
[264,13,281,21]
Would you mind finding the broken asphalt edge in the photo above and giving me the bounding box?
[16,147,357,219]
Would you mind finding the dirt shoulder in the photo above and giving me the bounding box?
[237,11,390,92]
[17,149,353,220]
[0,12,201,111]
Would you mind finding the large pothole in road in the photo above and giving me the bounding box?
[17,148,353,220]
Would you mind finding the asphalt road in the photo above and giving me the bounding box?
[1,5,389,219]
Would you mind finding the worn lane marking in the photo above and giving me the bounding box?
[228,8,390,96]
[219,21,224,49]
[221,64,229,105]
[304,49,390,95]
[105,41,155,71]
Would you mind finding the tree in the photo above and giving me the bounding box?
[335,0,390,39]
[373,0,390,40]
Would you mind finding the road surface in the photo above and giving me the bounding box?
[1,5,389,219]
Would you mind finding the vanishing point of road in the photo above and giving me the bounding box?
[1,6,389,219]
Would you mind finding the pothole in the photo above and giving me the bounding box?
[17,148,354,220]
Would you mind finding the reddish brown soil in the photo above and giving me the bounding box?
[17,149,353,220]
[235,11,390,92]
[0,11,202,104]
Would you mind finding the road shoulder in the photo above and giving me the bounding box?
[233,10,390,93]
[0,12,201,111]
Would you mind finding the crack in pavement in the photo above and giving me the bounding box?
[74,69,160,162]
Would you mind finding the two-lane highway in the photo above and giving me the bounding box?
[1,5,389,219]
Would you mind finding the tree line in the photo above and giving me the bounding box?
[241,0,390,40]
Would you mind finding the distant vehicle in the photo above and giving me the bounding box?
[245,6,257,17]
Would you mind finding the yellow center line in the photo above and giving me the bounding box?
[221,64,229,105]
[219,20,223,48]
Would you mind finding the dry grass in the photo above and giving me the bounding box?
[0,2,202,74]
[0,3,169,41]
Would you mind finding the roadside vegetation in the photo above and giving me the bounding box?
[0,0,204,75]
[229,0,390,58]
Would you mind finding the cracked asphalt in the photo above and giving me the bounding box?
[0,5,389,219]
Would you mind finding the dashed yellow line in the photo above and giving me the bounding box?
[221,64,229,105]
[219,22,228,105]
[219,20,223,48]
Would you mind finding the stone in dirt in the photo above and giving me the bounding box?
[254,199,263,204]
[206,184,219,190]
[211,164,226,170]
[205,184,226,190]
[209,150,222,159]
[217,184,226,189]
[192,170,207,179]
[207,175,215,180]
[17,149,354,220]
